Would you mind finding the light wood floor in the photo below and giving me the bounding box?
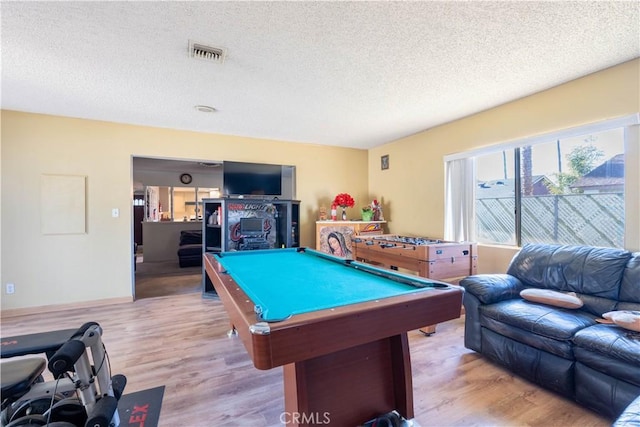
[0,293,610,427]
[134,270,201,299]
[134,260,201,299]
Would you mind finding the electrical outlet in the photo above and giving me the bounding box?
[6,283,15,294]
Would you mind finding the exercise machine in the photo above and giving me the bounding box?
[1,322,126,427]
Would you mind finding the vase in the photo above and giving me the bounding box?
[341,207,347,220]
[361,210,373,221]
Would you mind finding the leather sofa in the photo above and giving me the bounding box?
[460,243,640,419]
[177,230,202,268]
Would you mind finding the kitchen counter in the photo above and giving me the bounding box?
[141,221,202,262]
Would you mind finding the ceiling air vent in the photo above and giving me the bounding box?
[189,40,226,64]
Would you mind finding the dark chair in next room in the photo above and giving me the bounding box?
[177,230,202,268]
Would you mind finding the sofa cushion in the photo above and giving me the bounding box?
[573,324,640,370]
[481,316,575,359]
[574,293,619,317]
[619,302,640,312]
[481,299,596,341]
[507,244,631,299]
[179,230,202,246]
[177,244,202,257]
[520,288,583,309]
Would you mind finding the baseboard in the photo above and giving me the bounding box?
[1,296,133,319]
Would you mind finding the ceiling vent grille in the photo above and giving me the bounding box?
[189,40,226,63]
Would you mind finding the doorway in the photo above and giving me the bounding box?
[132,156,223,299]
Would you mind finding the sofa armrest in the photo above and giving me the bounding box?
[460,274,524,305]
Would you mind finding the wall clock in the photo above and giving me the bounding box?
[179,173,193,184]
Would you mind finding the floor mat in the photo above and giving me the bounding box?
[117,386,165,427]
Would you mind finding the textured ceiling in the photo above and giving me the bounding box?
[2,1,639,149]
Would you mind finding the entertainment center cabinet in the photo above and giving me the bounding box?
[201,198,300,297]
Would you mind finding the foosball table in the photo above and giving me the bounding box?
[353,235,477,335]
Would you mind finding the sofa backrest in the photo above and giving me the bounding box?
[507,244,632,300]
[179,230,202,246]
[617,252,640,311]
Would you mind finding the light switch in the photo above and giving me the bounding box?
[112,208,119,218]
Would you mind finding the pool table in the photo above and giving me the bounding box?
[204,247,463,426]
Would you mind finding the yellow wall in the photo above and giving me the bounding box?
[1,114,369,311]
[2,59,638,311]
[369,58,640,271]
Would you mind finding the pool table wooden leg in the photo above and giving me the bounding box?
[419,325,437,336]
[419,299,465,336]
[282,333,413,426]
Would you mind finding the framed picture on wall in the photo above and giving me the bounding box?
[381,155,389,170]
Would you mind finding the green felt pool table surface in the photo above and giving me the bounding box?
[215,248,448,322]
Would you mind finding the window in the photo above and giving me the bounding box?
[445,115,638,249]
[144,186,220,222]
[475,151,516,245]
[475,128,625,247]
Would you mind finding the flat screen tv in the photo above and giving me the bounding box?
[223,161,282,196]
[240,217,263,235]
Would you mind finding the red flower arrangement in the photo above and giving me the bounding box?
[333,193,355,208]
